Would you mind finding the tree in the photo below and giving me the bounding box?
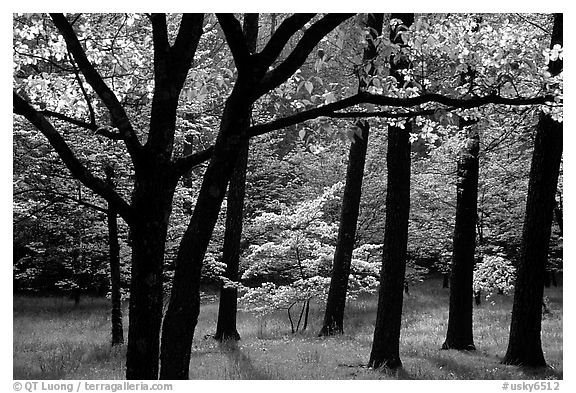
[105,165,124,346]
[502,13,563,367]
[215,14,259,342]
[14,13,210,379]
[442,126,480,350]
[319,13,383,337]
[13,13,556,380]
[159,14,354,379]
[368,13,415,369]
[239,185,380,332]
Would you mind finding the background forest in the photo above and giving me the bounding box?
[13,12,563,380]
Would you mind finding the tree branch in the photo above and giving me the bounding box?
[216,14,252,73]
[14,91,136,226]
[256,14,315,71]
[248,92,555,137]
[172,146,215,178]
[147,13,204,158]
[39,110,98,131]
[49,13,142,163]
[150,13,170,81]
[67,51,96,127]
[14,187,108,214]
[255,14,354,97]
[171,13,205,88]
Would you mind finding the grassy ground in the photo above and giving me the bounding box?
[13,279,562,380]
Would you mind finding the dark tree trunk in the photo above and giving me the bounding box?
[368,12,413,370]
[319,13,382,337]
[553,201,563,236]
[158,13,352,380]
[160,92,252,379]
[442,273,450,288]
[368,124,411,369]
[442,129,480,351]
[215,14,258,343]
[474,291,481,306]
[105,166,124,346]
[72,288,80,305]
[502,13,562,368]
[214,138,249,342]
[303,299,310,331]
[319,122,369,336]
[126,174,175,379]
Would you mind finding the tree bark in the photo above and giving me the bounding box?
[105,166,124,346]
[502,13,562,368]
[553,200,563,236]
[319,13,382,337]
[442,274,449,288]
[159,14,351,379]
[215,13,259,343]
[368,12,413,370]
[442,129,480,350]
[159,89,253,379]
[214,137,249,342]
[125,171,176,379]
[368,124,411,369]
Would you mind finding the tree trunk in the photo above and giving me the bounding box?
[442,273,449,288]
[319,13,382,337]
[214,138,248,342]
[368,124,411,369]
[125,175,175,379]
[215,14,258,343]
[442,129,480,351]
[368,12,413,370]
[105,166,124,346]
[319,122,369,335]
[303,299,310,331]
[553,201,563,236]
[159,92,252,379]
[502,13,562,368]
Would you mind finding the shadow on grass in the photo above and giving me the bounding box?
[219,340,271,380]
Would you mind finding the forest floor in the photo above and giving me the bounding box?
[13,278,563,380]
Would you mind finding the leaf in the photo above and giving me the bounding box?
[304,81,314,95]
[324,92,336,104]
[298,129,306,140]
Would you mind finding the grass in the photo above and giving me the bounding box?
[13,279,563,380]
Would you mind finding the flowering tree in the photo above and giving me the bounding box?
[473,253,516,304]
[239,183,381,332]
